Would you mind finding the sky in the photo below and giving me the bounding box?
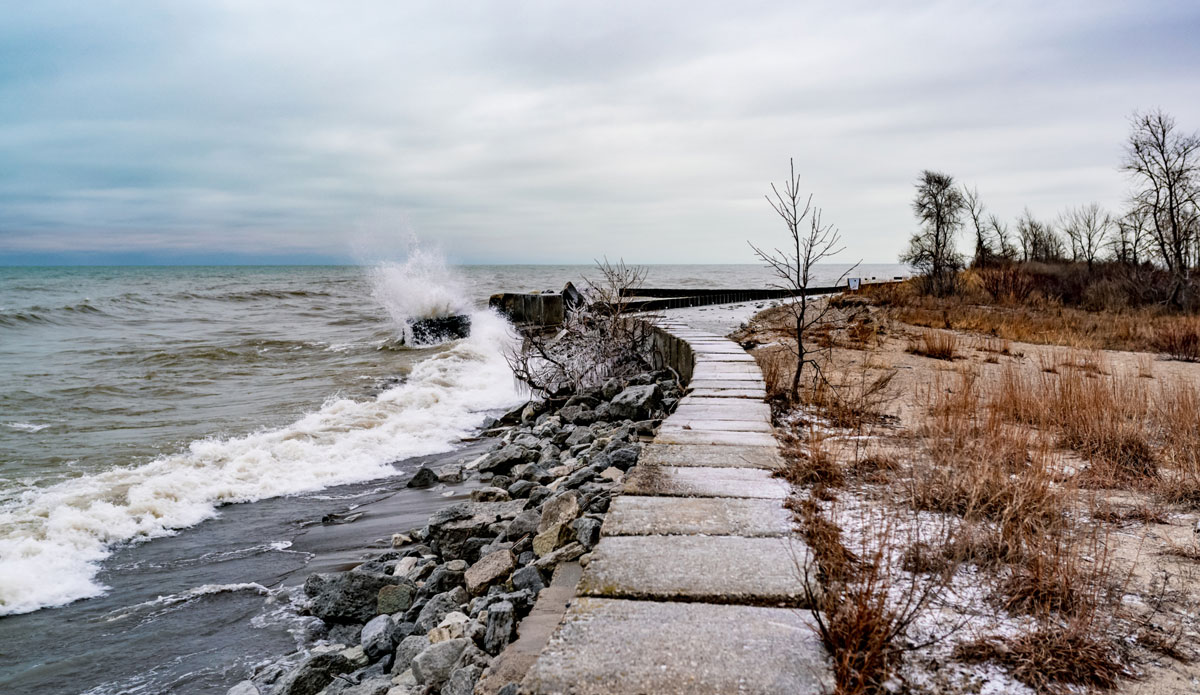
[1,1,1198,266]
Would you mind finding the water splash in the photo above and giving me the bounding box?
[369,247,471,333]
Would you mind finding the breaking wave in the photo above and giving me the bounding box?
[0,309,521,616]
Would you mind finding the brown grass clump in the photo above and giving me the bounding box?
[1152,320,1200,362]
[955,625,1125,693]
[778,429,844,488]
[788,497,857,584]
[1154,382,1200,509]
[905,329,958,360]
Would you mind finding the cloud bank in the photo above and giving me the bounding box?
[2,1,1198,264]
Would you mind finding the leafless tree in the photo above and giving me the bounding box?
[505,259,656,397]
[1016,208,1064,262]
[1060,203,1111,271]
[901,170,965,295]
[1122,109,1200,307]
[962,185,994,267]
[1109,207,1153,266]
[987,214,1018,261]
[749,159,858,402]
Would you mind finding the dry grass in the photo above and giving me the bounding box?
[778,429,845,488]
[905,329,958,360]
[955,625,1125,692]
[1151,320,1200,362]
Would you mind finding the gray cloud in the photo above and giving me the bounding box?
[2,0,1199,264]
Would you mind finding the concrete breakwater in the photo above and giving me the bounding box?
[224,369,687,695]
[519,319,831,694]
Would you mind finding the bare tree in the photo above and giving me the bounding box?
[1122,109,1200,307]
[1016,208,1063,262]
[1060,203,1111,271]
[963,185,994,267]
[1109,207,1153,266]
[749,159,858,403]
[505,259,656,397]
[987,213,1017,261]
[901,170,965,295]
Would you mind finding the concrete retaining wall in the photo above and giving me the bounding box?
[489,293,565,325]
[646,322,696,384]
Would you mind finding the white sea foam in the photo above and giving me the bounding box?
[4,422,51,433]
[0,310,521,616]
[369,247,471,325]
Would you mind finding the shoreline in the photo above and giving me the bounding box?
[223,368,686,695]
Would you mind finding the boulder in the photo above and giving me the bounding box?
[470,487,510,503]
[538,492,580,534]
[436,463,465,483]
[304,570,414,624]
[376,582,415,615]
[415,587,467,633]
[533,542,585,570]
[608,445,640,470]
[506,479,536,499]
[406,467,439,489]
[477,446,531,474]
[340,677,390,695]
[442,665,483,695]
[504,508,541,540]
[484,600,516,655]
[272,652,354,695]
[532,522,573,557]
[392,635,430,675]
[464,549,516,595]
[227,682,259,695]
[510,565,546,595]
[428,610,470,643]
[608,384,662,420]
[360,614,398,659]
[411,638,469,686]
[573,517,602,549]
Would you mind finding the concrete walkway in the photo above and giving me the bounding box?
[521,321,832,694]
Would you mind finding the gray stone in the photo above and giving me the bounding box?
[507,479,536,498]
[607,446,639,470]
[532,522,573,557]
[411,637,469,686]
[484,600,516,654]
[572,517,602,549]
[521,598,832,695]
[538,491,579,534]
[436,463,464,483]
[360,614,397,659]
[442,665,483,695]
[391,635,430,675]
[477,445,530,474]
[340,677,390,695]
[415,587,467,633]
[608,384,662,420]
[304,570,413,624]
[510,565,545,595]
[464,549,516,595]
[470,486,510,502]
[271,652,354,695]
[504,508,540,540]
[376,582,415,615]
[226,681,259,695]
[406,466,438,489]
[532,542,585,570]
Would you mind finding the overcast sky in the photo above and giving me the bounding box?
[1,1,1198,265]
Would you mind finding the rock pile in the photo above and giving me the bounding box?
[226,371,682,695]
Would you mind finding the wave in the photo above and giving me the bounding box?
[0,301,110,328]
[0,311,521,616]
[3,422,51,433]
[370,249,471,328]
[100,582,271,623]
[172,288,334,303]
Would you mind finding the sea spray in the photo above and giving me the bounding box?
[0,311,522,616]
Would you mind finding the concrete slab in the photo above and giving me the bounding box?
[603,496,793,537]
[624,465,788,498]
[673,401,771,419]
[579,535,810,605]
[689,379,767,390]
[660,419,773,433]
[522,598,832,695]
[694,352,755,363]
[654,429,778,447]
[693,362,761,376]
[688,387,768,399]
[640,442,784,469]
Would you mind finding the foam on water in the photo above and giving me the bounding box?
[369,247,471,324]
[0,309,521,616]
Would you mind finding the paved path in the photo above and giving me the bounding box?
[521,321,832,694]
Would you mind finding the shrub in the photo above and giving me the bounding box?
[906,330,957,360]
[1151,321,1200,362]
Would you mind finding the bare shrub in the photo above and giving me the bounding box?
[778,429,844,488]
[905,330,958,360]
[505,259,657,397]
[1151,320,1200,362]
[955,624,1124,692]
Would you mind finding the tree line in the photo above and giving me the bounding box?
[902,109,1200,308]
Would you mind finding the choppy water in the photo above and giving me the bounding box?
[0,260,902,694]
